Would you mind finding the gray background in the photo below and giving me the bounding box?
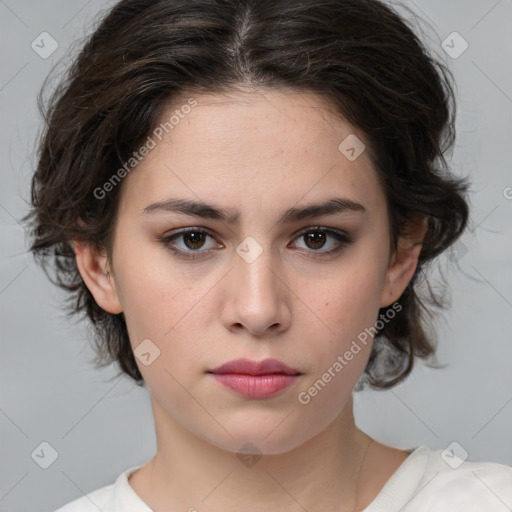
[1,1,511,510]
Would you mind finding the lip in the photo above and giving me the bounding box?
[208,358,302,399]
[209,358,300,376]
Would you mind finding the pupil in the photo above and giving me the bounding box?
[306,232,325,249]
[184,232,205,249]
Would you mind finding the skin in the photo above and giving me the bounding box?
[74,88,427,511]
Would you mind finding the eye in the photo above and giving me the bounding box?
[289,227,353,256]
[159,228,222,260]
[158,226,353,261]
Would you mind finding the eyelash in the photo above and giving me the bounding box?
[157,226,354,261]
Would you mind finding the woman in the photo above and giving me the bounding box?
[26,0,512,510]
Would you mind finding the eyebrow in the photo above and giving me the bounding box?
[142,197,366,224]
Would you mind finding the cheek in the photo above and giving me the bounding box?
[297,253,388,392]
[111,244,223,386]
[294,274,382,417]
[320,263,386,339]
[116,272,174,343]
[116,269,207,398]
[111,247,195,357]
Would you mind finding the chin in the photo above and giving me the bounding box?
[197,417,322,457]
[213,435,307,457]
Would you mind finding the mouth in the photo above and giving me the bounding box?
[207,358,302,399]
[208,358,301,376]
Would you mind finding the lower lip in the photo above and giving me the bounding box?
[210,373,299,399]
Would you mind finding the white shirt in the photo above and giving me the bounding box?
[54,445,512,511]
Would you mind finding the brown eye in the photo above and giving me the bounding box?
[181,231,207,250]
[303,231,328,250]
[159,228,222,260]
[291,227,353,256]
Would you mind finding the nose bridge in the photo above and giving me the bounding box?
[225,236,290,334]
[235,237,280,303]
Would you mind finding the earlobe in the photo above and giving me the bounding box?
[380,216,428,308]
[73,241,123,314]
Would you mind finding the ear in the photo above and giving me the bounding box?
[73,241,123,314]
[380,215,428,308]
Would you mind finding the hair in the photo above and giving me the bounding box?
[25,0,469,390]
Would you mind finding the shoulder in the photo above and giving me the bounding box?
[53,464,145,512]
[406,446,512,511]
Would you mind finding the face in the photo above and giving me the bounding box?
[76,88,422,455]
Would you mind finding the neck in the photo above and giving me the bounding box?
[130,394,377,512]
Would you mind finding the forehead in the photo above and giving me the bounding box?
[117,88,385,219]
[156,88,367,156]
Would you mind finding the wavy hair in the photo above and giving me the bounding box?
[25,0,469,389]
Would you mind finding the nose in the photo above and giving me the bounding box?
[220,244,292,337]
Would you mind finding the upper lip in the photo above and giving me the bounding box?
[209,358,301,376]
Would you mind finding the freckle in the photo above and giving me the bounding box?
[325,302,329,306]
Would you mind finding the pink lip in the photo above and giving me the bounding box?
[208,358,301,399]
[210,358,300,375]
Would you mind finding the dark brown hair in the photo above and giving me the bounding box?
[25,0,469,390]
